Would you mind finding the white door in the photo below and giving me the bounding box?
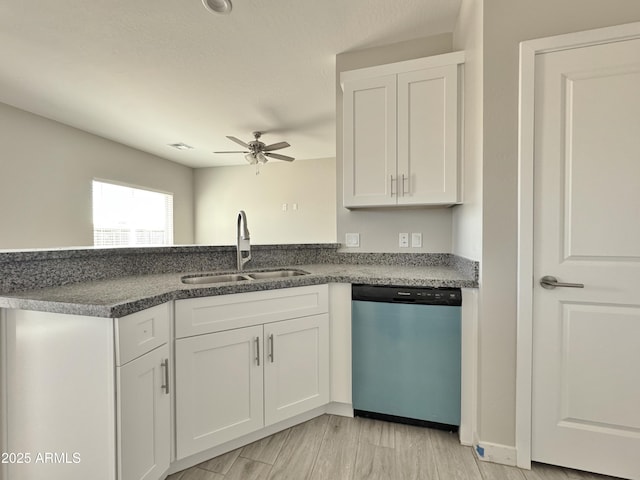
[117,345,170,480]
[532,37,640,479]
[175,325,264,459]
[343,74,397,207]
[397,64,459,205]
[264,314,329,425]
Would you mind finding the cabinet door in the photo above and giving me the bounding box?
[117,344,170,480]
[264,314,329,425]
[343,75,397,207]
[175,325,264,459]
[397,64,460,205]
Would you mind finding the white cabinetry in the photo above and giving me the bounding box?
[175,285,329,459]
[115,305,171,480]
[342,51,464,208]
[1,302,171,480]
[264,315,329,425]
[175,325,264,457]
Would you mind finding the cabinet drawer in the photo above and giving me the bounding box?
[175,285,328,338]
[115,303,170,366]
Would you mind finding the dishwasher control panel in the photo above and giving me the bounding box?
[352,285,462,306]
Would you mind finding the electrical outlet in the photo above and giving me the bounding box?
[411,233,422,248]
[399,232,409,248]
[345,233,360,247]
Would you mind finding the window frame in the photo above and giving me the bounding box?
[92,178,174,247]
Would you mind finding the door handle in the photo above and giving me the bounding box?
[268,333,274,363]
[401,173,408,196]
[390,175,396,197]
[540,275,584,290]
[255,336,260,366]
[161,359,170,395]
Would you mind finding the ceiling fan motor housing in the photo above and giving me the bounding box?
[249,140,266,153]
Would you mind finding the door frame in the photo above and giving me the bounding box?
[515,21,640,470]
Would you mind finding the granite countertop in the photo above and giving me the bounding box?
[0,263,477,318]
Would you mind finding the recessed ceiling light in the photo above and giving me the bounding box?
[168,143,194,151]
[202,0,232,14]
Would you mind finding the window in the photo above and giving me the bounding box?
[92,180,174,247]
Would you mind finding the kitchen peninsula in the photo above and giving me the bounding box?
[0,244,478,480]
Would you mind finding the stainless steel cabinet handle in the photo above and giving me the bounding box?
[540,275,584,290]
[390,175,396,197]
[161,359,170,395]
[255,336,260,366]
[401,174,408,195]
[268,334,274,363]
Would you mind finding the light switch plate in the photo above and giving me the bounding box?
[411,233,422,248]
[399,233,409,248]
[345,233,360,247]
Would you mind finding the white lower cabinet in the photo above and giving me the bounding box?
[0,302,171,480]
[117,344,171,480]
[0,286,331,479]
[175,285,330,460]
[264,315,329,425]
[175,325,265,459]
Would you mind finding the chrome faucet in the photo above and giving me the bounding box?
[236,210,251,271]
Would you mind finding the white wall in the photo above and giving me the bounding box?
[194,158,336,245]
[0,102,194,249]
[477,0,640,449]
[452,0,483,263]
[336,34,456,253]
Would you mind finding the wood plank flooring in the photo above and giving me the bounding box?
[166,415,619,480]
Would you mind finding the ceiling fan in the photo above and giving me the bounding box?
[214,131,295,165]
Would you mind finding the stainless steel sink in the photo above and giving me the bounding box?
[181,273,251,285]
[181,269,309,285]
[246,270,309,280]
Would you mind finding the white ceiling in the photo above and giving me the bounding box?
[0,0,461,168]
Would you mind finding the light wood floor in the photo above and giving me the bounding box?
[166,415,620,480]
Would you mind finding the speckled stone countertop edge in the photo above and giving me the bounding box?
[0,243,340,263]
[0,264,478,318]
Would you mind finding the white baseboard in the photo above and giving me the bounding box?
[325,402,353,417]
[473,433,517,467]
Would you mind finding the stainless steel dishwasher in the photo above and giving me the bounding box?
[351,284,462,430]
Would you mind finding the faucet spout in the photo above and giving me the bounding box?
[236,210,251,271]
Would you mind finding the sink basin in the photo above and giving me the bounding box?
[181,269,309,285]
[246,270,309,280]
[181,273,250,285]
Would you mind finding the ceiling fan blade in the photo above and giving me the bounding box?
[263,141,290,152]
[226,136,251,148]
[265,152,295,162]
[213,150,249,154]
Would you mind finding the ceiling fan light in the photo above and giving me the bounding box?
[202,0,232,14]
[256,152,268,164]
[245,153,257,165]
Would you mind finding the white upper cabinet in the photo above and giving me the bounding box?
[343,74,397,206]
[342,51,464,208]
